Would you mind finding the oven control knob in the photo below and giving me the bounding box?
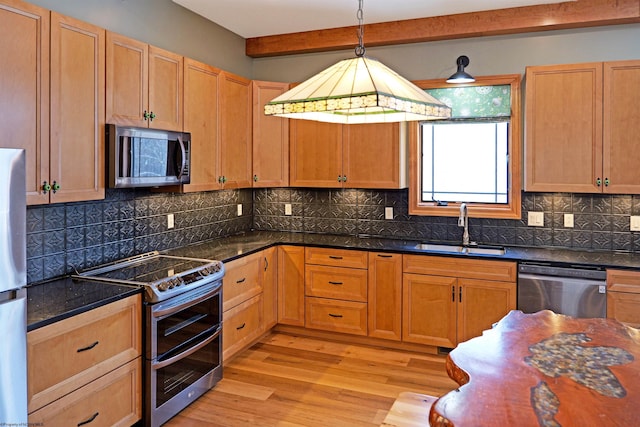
[157,281,170,292]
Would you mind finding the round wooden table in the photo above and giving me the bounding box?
[430,310,640,426]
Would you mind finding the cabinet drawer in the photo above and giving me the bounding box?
[223,294,263,361]
[403,255,516,282]
[305,265,367,302]
[305,247,368,269]
[223,251,262,311]
[27,295,141,413]
[607,269,640,293]
[305,297,367,336]
[29,357,141,427]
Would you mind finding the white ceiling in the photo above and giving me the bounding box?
[172,0,575,39]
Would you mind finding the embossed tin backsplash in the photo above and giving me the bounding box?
[26,187,640,283]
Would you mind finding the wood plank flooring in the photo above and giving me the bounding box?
[165,332,458,426]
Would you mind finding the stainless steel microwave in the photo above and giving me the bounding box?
[106,124,191,188]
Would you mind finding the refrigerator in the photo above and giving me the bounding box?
[0,148,27,424]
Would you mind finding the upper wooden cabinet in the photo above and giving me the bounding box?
[180,58,221,192]
[252,80,289,187]
[525,60,640,193]
[219,71,252,189]
[290,121,408,189]
[49,12,105,204]
[1,1,105,205]
[106,32,183,131]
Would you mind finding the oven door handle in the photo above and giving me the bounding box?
[152,283,221,319]
[153,326,221,371]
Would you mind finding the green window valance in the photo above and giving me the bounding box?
[426,85,511,119]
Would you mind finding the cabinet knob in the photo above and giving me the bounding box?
[604,177,610,187]
[42,181,51,194]
[143,110,149,120]
[52,181,60,193]
[254,175,258,182]
[149,111,156,121]
[596,177,602,187]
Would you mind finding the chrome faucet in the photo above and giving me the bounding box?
[458,203,470,246]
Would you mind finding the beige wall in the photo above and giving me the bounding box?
[28,0,252,77]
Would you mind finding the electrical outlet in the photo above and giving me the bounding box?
[564,213,574,228]
[237,204,243,216]
[527,211,544,227]
[284,204,292,216]
[385,207,394,220]
[631,216,640,231]
[167,213,174,229]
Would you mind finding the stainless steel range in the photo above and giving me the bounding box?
[74,251,225,427]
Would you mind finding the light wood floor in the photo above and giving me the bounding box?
[165,332,458,426]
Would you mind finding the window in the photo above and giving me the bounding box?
[409,75,522,219]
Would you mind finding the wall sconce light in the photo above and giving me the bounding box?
[446,55,475,84]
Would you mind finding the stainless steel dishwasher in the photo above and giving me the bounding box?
[517,262,607,318]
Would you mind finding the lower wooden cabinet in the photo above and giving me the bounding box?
[28,358,141,427]
[27,294,142,424]
[277,245,305,326]
[368,252,402,341]
[607,269,640,328]
[223,294,264,360]
[403,255,517,348]
[305,297,367,336]
[262,247,278,330]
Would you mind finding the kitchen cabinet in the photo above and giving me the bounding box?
[106,32,183,131]
[277,245,305,326]
[1,2,104,205]
[402,255,516,348]
[607,269,640,328]
[262,247,278,330]
[304,247,368,335]
[219,70,253,189]
[178,58,222,192]
[222,251,264,361]
[368,252,403,341]
[525,60,640,193]
[252,80,289,187]
[27,294,141,425]
[289,121,408,188]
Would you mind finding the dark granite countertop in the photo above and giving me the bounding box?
[27,276,142,331]
[166,230,640,270]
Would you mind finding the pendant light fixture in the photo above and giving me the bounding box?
[446,55,475,84]
[264,0,451,124]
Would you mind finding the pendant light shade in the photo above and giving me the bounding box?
[264,0,451,124]
[264,56,452,124]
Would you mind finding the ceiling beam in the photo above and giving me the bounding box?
[246,0,640,58]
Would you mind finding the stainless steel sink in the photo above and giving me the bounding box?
[415,243,506,256]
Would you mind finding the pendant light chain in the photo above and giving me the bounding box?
[355,0,365,57]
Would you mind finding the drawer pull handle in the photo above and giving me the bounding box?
[377,254,392,258]
[328,313,343,318]
[78,412,99,426]
[329,281,343,285]
[236,278,246,284]
[329,256,343,260]
[236,323,246,330]
[77,341,99,353]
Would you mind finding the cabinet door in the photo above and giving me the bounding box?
[402,273,457,348]
[368,252,402,341]
[0,1,49,205]
[220,71,252,188]
[607,292,640,328]
[343,123,406,189]
[252,80,289,187]
[289,120,343,187]
[148,45,183,131]
[50,13,105,204]
[262,247,278,331]
[525,63,603,192]
[457,278,516,343]
[106,32,148,127]
[182,58,221,192]
[277,246,305,326]
[223,251,262,312]
[603,60,640,194]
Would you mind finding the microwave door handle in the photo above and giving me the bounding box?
[177,135,187,180]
